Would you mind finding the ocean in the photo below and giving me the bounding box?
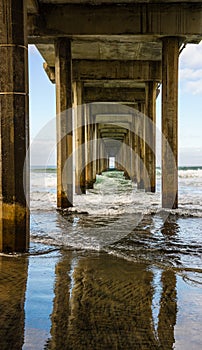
[0,166,202,349]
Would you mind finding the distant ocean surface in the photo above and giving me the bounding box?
[30,166,202,280]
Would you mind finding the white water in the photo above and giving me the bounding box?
[30,167,202,217]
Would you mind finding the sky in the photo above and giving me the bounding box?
[28,42,202,166]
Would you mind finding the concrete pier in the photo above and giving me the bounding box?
[0,0,29,252]
[55,38,73,208]
[137,102,146,190]
[0,1,202,251]
[162,37,179,209]
[74,82,86,194]
[145,82,157,192]
[85,105,94,189]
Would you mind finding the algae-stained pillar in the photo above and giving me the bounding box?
[131,117,137,183]
[145,82,157,192]
[137,102,145,189]
[55,38,73,207]
[162,37,179,209]
[0,0,29,252]
[85,105,94,189]
[92,122,97,183]
[74,82,86,194]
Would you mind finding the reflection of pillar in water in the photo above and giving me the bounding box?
[158,270,177,349]
[48,253,168,349]
[0,256,28,349]
[47,255,72,349]
[157,218,178,348]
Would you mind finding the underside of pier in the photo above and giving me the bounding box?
[0,0,202,251]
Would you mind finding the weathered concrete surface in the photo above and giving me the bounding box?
[84,87,145,103]
[44,60,161,82]
[0,0,29,252]
[73,82,86,194]
[28,3,202,39]
[145,82,157,192]
[36,40,162,64]
[162,37,179,209]
[85,105,94,189]
[137,102,146,189]
[55,38,73,208]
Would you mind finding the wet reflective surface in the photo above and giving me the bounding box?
[0,256,28,350]
[0,169,202,349]
[0,244,202,349]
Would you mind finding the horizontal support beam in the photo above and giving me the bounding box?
[102,136,124,140]
[43,60,161,83]
[28,3,202,39]
[96,114,133,124]
[100,130,127,134]
[101,133,125,137]
[98,123,130,130]
[99,127,128,133]
[84,87,145,103]
[85,81,145,89]
[36,40,162,65]
[73,60,161,81]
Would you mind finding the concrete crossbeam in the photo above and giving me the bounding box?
[84,87,145,103]
[43,60,161,83]
[28,3,202,39]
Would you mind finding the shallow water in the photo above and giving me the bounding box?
[0,249,202,349]
[0,168,202,349]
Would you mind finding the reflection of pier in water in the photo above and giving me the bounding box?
[0,256,28,350]
[0,216,201,349]
[47,252,177,349]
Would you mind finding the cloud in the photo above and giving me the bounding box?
[180,42,202,69]
[179,42,202,94]
[180,68,202,80]
[184,80,202,94]
[28,44,39,55]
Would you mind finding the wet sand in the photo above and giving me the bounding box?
[0,247,202,350]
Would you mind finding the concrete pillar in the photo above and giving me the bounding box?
[74,82,86,194]
[137,102,145,189]
[128,130,133,179]
[0,0,29,252]
[123,132,131,180]
[98,140,103,175]
[119,143,124,172]
[92,122,97,183]
[145,82,157,192]
[131,117,137,182]
[85,105,94,189]
[55,38,73,207]
[162,37,179,209]
[96,129,101,175]
[99,142,103,174]
[102,142,107,172]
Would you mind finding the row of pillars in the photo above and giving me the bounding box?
[55,37,178,210]
[115,84,157,193]
[0,0,178,252]
[55,40,109,206]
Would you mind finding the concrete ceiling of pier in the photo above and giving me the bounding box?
[27,0,202,156]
